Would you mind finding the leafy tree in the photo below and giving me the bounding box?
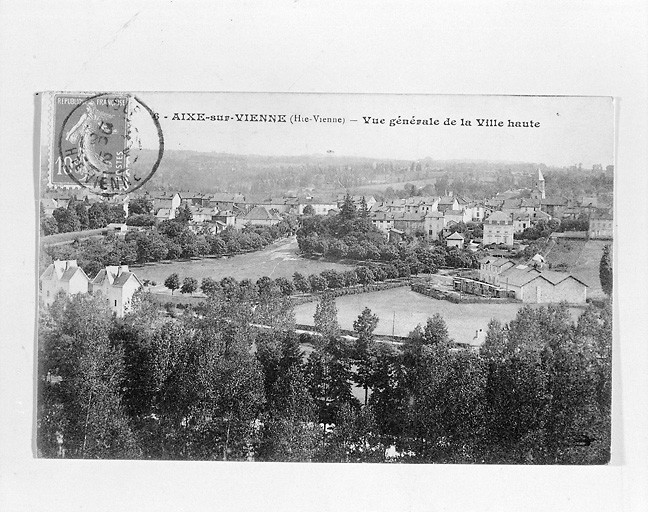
[306,343,358,430]
[52,206,80,233]
[88,202,109,229]
[165,240,182,260]
[107,204,126,224]
[129,197,154,215]
[314,293,341,343]
[181,277,198,295]
[408,313,451,348]
[175,203,193,224]
[302,204,315,216]
[275,277,295,297]
[292,272,310,293]
[125,213,156,227]
[353,307,379,405]
[355,266,375,285]
[164,273,180,295]
[308,274,327,292]
[599,244,612,297]
[404,346,487,462]
[343,269,359,287]
[69,200,89,230]
[41,213,59,236]
[129,231,168,263]
[340,193,357,221]
[200,277,220,296]
[38,294,139,458]
[256,276,274,297]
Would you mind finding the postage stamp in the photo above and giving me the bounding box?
[47,92,163,196]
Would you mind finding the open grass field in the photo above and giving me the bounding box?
[135,237,352,293]
[545,239,609,299]
[294,287,585,345]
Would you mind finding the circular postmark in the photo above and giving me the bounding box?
[56,92,164,197]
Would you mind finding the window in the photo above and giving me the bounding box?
[114,300,117,307]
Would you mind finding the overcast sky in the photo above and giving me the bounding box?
[135,92,614,167]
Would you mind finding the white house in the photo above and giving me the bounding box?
[444,208,472,225]
[370,211,395,234]
[424,211,446,240]
[39,260,91,307]
[41,198,59,216]
[483,211,514,246]
[445,231,465,249]
[299,198,338,215]
[589,210,613,239]
[90,265,143,317]
[189,206,217,223]
[155,208,176,222]
[152,192,181,214]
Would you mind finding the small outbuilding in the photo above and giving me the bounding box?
[446,231,465,249]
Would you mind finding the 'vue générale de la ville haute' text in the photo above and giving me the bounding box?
[168,112,541,128]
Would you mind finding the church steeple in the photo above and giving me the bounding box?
[535,169,545,199]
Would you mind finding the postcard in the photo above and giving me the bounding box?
[36,92,614,463]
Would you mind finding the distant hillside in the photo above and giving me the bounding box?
[40,147,610,201]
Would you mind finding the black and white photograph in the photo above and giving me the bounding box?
[37,92,614,464]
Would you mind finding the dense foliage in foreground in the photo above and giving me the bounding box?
[38,285,611,464]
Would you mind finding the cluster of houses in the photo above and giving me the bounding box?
[366,169,612,244]
[42,168,612,242]
[40,259,142,317]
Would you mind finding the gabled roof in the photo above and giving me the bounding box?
[60,266,90,283]
[479,256,515,267]
[500,266,541,287]
[113,271,142,288]
[189,206,215,215]
[40,264,56,280]
[243,205,281,221]
[502,198,522,208]
[484,211,512,223]
[93,267,143,288]
[392,212,426,222]
[438,196,457,205]
[447,232,464,240]
[371,212,394,221]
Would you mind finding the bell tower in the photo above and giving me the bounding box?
[535,169,546,199]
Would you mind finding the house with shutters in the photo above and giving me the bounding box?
[39,260,91,307]
[589,209,613,239]
[90,265,143,317]
[482,211,514,246]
